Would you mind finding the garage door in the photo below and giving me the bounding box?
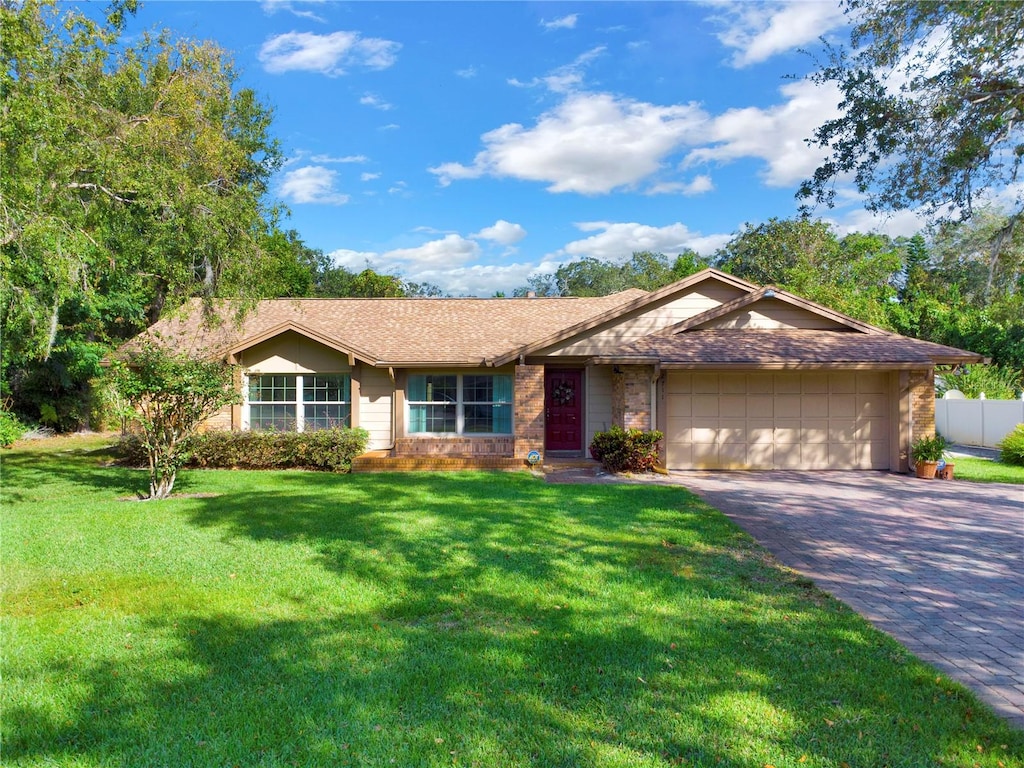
[666,371,891,470]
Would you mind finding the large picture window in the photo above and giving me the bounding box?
[248,374,350,432]
[408,373,512,435]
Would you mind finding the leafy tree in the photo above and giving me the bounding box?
[714,217,906,327]
[516,251,708,297]
[110,342,239,499]
[801,1,1024,259]
[1,0,304,427]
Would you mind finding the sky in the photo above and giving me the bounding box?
[97,0,933,295]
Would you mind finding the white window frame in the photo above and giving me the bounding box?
[406,373,513,436]
[244,373,351,432]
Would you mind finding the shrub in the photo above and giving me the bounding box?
[910,432,948,464]
[0,408,27,448]
[937,364,1022,399]
[117,427,370,473]
[589,426,663,473]
[998,424,1024,467]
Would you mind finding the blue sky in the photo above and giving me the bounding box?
[104,0,929,295]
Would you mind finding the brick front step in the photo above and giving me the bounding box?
[351,454,526,473]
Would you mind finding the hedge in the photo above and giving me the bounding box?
[117,427,370,473]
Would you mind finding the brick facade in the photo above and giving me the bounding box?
[909,368,935,439]
[514,363,545,459]
[394,437,513,457]
[612,365,654,431]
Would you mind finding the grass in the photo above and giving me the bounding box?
[3,435,1022,768]
[950,455,1024,484]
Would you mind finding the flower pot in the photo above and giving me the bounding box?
[915,460,939,479]
[938,463,955,480]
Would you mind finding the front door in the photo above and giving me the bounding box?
[545,369,583,452]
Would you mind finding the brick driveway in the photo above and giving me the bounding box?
[675,470,1024,729]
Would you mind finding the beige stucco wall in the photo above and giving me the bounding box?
[543,284,747,356]
[697,299,849,330]
[358,364,394,450]
[239,330,352,374]
[586,365,614,448]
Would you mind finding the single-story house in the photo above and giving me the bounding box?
[128,268,983,472]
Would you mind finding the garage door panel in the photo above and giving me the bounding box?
[776,395,801,418]
[666,417,692,443]
[693,373,719,393]
[802,373,829,394]
[802,396,829,418]
[857,394,887,417]
[693,395,719,416]
[719,443,747,466]
[748,419,775,443]
[774,444,804,468]
[666,370,891,470]
[830,395,856,418]
[855,418,885,440]
[829,373,857,394]
[857,372,887,393]
[719,419,748,443]
[775,422,801,443]
[691,443,719,467]
[720,395,747,416]
[720,374,747,394]
[802,444,831,469]
[747,443,774,469]
[801,420,829,444]
[830,441,857,465]
[829,421,857,442]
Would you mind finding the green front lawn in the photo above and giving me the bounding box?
[3,437,1022,767]
[949,455,1024,484]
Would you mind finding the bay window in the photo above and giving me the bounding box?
[247,373,351,431]
[408,373,512,435]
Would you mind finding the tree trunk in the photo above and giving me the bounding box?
[984,215,1017,301]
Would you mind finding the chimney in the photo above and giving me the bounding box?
[526,291,537,298]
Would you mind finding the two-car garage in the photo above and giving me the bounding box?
[664,370,893,470]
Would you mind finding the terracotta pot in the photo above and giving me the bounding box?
[938,463,955,480]
[915,460,939,479]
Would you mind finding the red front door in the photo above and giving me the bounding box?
[545,369,583,452]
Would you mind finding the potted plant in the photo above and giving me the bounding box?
[910,432,948,479]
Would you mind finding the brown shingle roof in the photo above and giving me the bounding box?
[608,329,986,366]
[129,291,648,366]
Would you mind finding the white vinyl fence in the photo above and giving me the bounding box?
[935,398,1024,448]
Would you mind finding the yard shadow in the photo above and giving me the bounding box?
[7,469,1022,765]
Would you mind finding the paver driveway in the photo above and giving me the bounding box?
[676,470,1024,729]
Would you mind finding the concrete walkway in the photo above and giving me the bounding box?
[675,470,1024,729]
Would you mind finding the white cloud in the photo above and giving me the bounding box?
[684,78,841,186]
[360,172,381,182]
[472,220,527,245]
[646,175,715,196]
[279,166,350,205]
[379,123,400,131]
[508,46,605,93]
[711,1,847,68]
[542,14,579,30]
[258,31,400,76]
[260,0,325,22]
[430,92,708,194]
[555,221,730,261]
[330,234,481,273]
[827,207,926,238]
[360,92,394,111]
[455,66,478,79]
[310,153,367,164]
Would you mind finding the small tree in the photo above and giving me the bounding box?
[110,343,239,499]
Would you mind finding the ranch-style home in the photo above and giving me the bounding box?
[131,268,983,472]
